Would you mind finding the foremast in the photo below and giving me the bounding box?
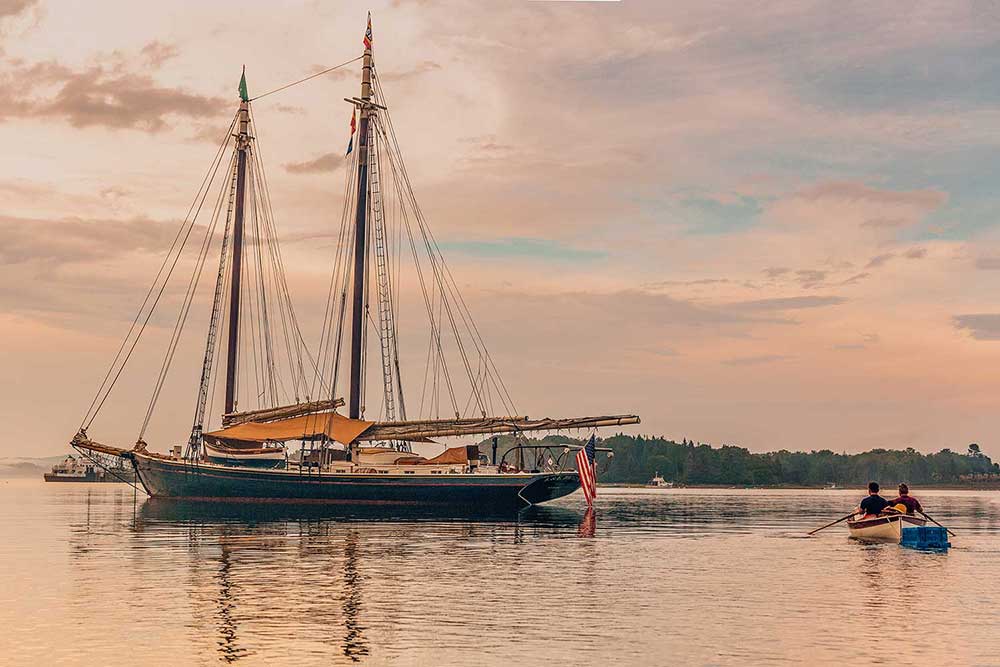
[186,70,251,459]
[225,74,251,415]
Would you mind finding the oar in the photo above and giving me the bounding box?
[808,512,856,536]
[919,510,956,537]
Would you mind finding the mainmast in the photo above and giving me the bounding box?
[348,20,374,420]
[225,69,251,415]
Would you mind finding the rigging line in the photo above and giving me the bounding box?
[418,281,435,418]
[242,176,263,407]
[374,69,516,415]
[250,158,283,409]
[360,184,373,418]
[377,127,463,416]
[249,160,278,405]
[401,159,488,416]
[315,144,358,402]
[368,122,401,421]
[207,248,233,431]
[370,93,482,415]
[326,148,362,402]
[142,147,235,430]
[248,55,364,102]
[313,137,358,397]
[246,106,293,390]
[248,164,271,404]
[248,143,296,401]
[82,111,239,429]
[140,148,236,436]
[375,124,457,415]
[190,155,239,440]
[373,122,407,420]
[256,177,291,406]
[247,108,320,399]
[92,115,238,431]
[254,152,303,403]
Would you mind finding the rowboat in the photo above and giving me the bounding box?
[847,513,927,541]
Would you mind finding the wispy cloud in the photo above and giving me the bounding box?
[0,44,226,131]
[729,295,847,311]
[723,354,790,366]
[795,269,827,288]
[0,214,188,265]
[975,257,1000,270]
[865,252,894,269]
[440,237,606,262]
[0,0,36,20]
[954,314,1000,341]
[284,152,345,174]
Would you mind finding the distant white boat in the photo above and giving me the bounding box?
[648,472,673,488]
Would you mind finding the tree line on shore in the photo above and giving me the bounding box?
[481,434,998,486]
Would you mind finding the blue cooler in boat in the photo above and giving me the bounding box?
[901,525,950,550]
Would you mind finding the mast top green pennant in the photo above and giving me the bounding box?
[238,67,248,102]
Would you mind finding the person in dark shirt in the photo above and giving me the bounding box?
[857,481,890,517]
[887,483,923,515]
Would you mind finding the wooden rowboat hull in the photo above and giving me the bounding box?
[847,513,926,541]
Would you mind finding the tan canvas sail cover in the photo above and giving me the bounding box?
[204,412,373,449]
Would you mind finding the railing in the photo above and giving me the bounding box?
[497,444,614,473]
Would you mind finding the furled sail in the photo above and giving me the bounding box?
[357,414,640,442]
[222,398,346,427]
[204,412,373,449]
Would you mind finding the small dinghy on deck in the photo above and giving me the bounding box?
[847,513,927,541]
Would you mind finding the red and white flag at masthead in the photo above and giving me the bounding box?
[576,434,597,505]
[363,12,373,49]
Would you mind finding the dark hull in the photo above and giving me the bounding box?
[128,453,580,508]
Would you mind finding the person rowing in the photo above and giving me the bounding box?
[886,483,923,515]
[855,481,891,518]
[809,481,908,535]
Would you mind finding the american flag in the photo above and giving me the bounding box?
[577,506,596,538]
[363,12,373,49]
[576,434,597,505]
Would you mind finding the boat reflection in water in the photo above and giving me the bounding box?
[129,499,587,663]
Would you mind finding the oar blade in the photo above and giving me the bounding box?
[807,512,855,536]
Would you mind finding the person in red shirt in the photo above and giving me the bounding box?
[887,483,923,515]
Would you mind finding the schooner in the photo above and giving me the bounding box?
[72,16,639,507]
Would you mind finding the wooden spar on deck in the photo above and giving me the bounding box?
[222,398,346,426]
[348,37,374,420]
[224,90,250,415]
[358,414,641,441]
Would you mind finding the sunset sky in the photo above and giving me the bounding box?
[3,1,1000,458]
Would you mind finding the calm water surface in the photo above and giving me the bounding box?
[1,480,997,666]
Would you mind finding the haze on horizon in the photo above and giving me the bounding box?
[1,0,998,459]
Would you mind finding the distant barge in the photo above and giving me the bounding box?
[43,454,136,483]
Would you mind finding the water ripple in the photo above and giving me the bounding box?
[0,481,997,665]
